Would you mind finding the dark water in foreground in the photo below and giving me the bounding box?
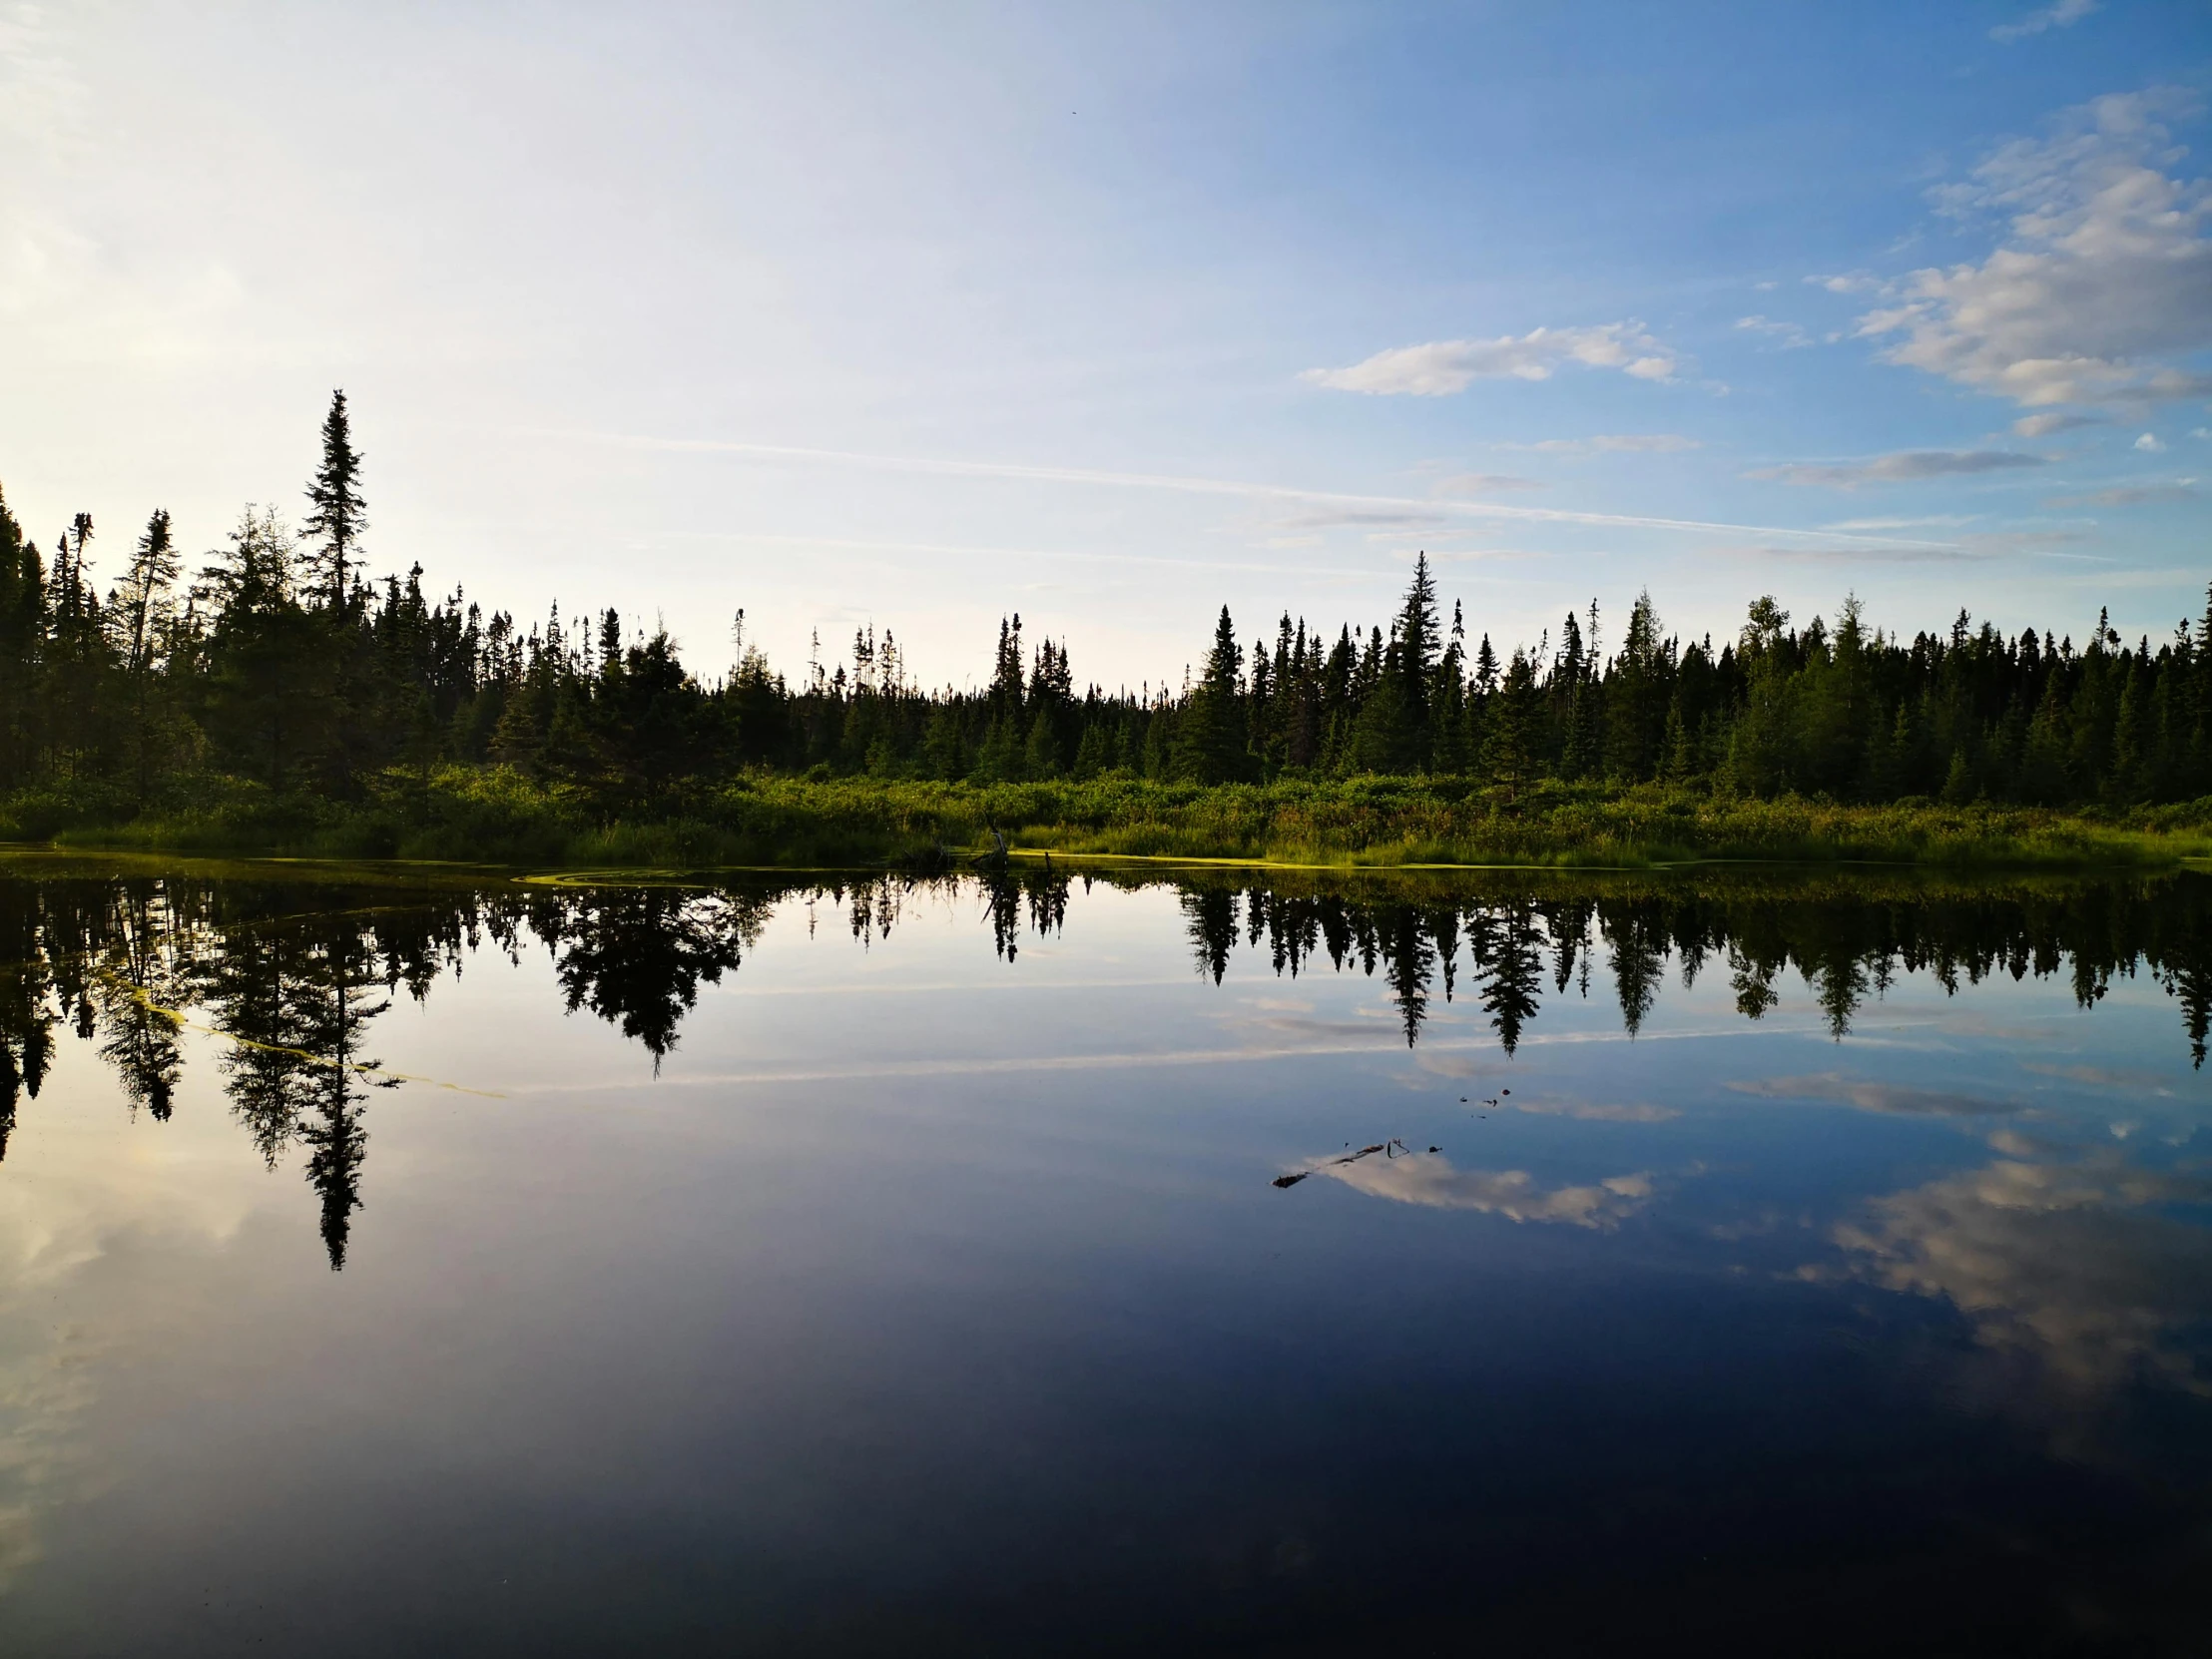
[0,855,2208,1656]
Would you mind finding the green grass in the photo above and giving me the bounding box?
[7,766,2212,872]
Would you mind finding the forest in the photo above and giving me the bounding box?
[4,394,2211,866]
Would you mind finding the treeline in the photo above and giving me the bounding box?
[5,393,2212,820]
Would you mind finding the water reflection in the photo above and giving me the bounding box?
[1172,870,2212,1055]
[0,863,2207,1277]
[0,857,2209,1649]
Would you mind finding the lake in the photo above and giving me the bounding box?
[0,854,2207,1654]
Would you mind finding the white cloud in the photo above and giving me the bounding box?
[1749,449,2046,487]
[2133,431,2165,451]
[2013,411,2102,437]
[1303,321,1679,395]
[1858,90,2212,408]
[2195,427,2212,439]
[1806,273,1882,294]
[1989,0,2100,44]
[1735,314,1812,348]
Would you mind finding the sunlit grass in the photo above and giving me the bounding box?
[8,767,2210,871]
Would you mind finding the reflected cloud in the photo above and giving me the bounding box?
[1413,1053,1486,1080]
[1730,1072,2020,1116]
[1836,1154,2212,1396]
[0,1110,262,1592]
[1307,1151,1656,1229]
[1226,1008,1396,1043]
[0,1320,98,1594]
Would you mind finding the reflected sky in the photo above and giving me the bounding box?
[0,856,2207,1654]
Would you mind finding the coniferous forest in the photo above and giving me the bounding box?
[4,394,2211,866]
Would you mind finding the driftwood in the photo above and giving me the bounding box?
[969,826,1011,869]
[1274,1137,1436,1188]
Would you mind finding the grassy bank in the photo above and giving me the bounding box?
[6,766,2212,871]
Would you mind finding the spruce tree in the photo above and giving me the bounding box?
[0,488,40,789]
[1175,607,1249,784]
[1393,553,1439,752]
[301,390,367,612]
[120,509,180,807]
[1481,651,1542,798]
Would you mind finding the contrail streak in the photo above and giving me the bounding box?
[552,431,1961,553]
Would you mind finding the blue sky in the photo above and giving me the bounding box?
[2,1,2207,688]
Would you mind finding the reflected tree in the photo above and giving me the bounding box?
[90,883,187,1121]
[1379,905,1434,1046]
[289,932,393,1270]
[1603,902,1668,1038]
[1481,905,1545,1057]
[196,923,332,1167]
[982,872,1025,962]
[548,887,769,1062]
[0,883,56,1162]
[1183,887,1239,985]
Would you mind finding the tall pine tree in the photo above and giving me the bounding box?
[301,390,367,612]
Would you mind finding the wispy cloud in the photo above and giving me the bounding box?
[1989,0,2100,44]
[1302,321,1678,395]
[1805,272,1883,294]
[1960,528,2101,557]
[1510,433,1701,455]
[1715,543,1987,566]
[1429,471,1542,497]
[666,528,1390,581]
[574,432,1956,550]
[1821,514,1980,530]
[2041,481,2199,507]
[1262,504,1452,534]
[2133,431,2165,452]
[2013,412,2102,437]
[1422,547,1555,564]
[1735,314,1812,348]
[1750,449,2045,487]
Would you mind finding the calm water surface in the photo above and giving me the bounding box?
[0,855,2208,1654]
